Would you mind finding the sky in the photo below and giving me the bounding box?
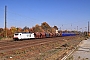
[0,0,90,31]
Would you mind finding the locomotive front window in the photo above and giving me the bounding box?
[15,34,18,35]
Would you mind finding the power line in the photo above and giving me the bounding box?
[7,9,39,22]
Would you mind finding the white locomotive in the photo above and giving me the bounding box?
[13,32,35,40]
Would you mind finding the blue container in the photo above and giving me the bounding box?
[62,33,76,36]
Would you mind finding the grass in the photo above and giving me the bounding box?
[0,37,3,40]
[0,37,13,41]
[29,49,61,60]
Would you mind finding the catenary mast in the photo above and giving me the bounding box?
[5,6,7,38]
[88,21,89,36]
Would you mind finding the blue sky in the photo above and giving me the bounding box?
[0,0,90,31]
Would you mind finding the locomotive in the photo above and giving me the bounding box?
[13,31,77,41]
[13,32,35,40]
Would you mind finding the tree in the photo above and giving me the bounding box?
[29,28,34,33]
[10,26,17,33]
[1,28,11,37]
[53,26,58,30]
[51,27,56,33]
[33,24,44,32]
[0,28,4,37]
[9,27,18,37]
[16,27,22,32]
[41,22,51,32]
[0,28,3,33]
[23,26,29,32]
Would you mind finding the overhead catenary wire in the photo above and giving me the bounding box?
[4,10,89,32]
[0,6,32,20]
[0,6,89,32]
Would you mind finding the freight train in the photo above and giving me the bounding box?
[13,32,77,41]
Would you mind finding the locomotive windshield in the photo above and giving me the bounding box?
[15,33,18,35]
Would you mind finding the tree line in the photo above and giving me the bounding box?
[0,22,58,38]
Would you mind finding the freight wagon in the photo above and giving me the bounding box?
[61,33,76,36]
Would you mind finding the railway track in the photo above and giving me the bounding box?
[0,37,67,53]
[0,36,83,60]
[0,36,79,53]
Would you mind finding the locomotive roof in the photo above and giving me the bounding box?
[15,32,34,34]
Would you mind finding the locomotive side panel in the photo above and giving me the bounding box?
[13,32,35,41]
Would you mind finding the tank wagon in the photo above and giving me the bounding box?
[13,32,78,41]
